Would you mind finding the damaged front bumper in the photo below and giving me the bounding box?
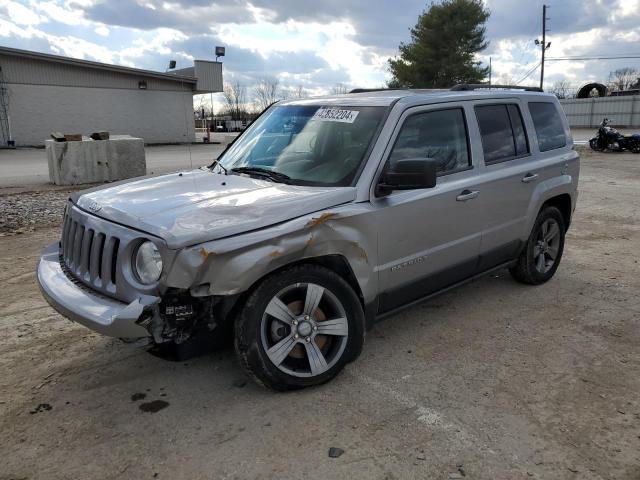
[37,242,157,338]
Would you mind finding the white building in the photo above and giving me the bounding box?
[0,46,223,147]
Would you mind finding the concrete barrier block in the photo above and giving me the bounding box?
[45,137,146,185]
[210,132,239,145]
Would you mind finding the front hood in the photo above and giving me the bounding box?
[74,170,356,248]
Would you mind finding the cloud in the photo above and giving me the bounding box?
[480,0,640,92]
[83,0,254,31]
[94,24,109,36]
[1,0,639,100]
[3,0,48,25]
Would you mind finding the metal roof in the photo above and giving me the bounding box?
[0,45,197,84]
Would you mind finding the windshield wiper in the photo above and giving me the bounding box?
[230,167,292,184]
[208,159,228,175]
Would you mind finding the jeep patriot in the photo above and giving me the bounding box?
[37,86,579,390]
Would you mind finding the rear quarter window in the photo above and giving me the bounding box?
[528,102,567,152]
[475,104,529,164]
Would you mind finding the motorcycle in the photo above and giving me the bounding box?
[589,118,640,153]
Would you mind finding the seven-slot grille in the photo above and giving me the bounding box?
[60,210,120,293]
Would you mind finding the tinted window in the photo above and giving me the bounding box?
[529,102,567,151]
[508,104,529,156]
[389,108,470,174]
[476,104,530,164]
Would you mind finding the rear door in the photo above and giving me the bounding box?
[472,100,540,270]
[372,103,485,312]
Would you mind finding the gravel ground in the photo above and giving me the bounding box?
[0,148,639,479]
[0,188,73,235]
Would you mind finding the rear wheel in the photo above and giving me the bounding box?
[631,141,640,154]
[235,264,365,390]
[510,206,565,285]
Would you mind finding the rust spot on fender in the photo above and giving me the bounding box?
[306,235,315,247]
[305,212,338,228]
[350,241,369,263]
[268,250,283,258]
[199,248,217,260]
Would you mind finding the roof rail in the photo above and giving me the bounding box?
[451,84,544,92]
[348,88,403,94]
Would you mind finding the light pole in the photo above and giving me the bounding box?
[212,46,226,136]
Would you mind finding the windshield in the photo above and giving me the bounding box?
[216,105,387,186]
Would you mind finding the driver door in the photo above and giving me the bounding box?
[372,104,485,312]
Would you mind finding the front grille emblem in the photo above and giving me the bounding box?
[85,199,102,213]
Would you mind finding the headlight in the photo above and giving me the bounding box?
[134,241,163,284]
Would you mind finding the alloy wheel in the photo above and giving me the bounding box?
[533,218,561,274]
[260,283,349,378]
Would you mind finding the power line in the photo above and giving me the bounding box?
[547,55,640,61]
[513,22,541,67]
[516,61,542,85]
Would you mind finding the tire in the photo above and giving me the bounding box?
[509,206,566,285]
[234,264,365,391]
[631,141,640,154]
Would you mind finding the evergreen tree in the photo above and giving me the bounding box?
[388,0,490,88]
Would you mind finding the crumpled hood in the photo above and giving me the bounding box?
[73,170,356,248]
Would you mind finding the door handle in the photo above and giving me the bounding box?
[522,173,539,183]
[456,190,479,202]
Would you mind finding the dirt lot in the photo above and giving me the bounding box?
[1,149,639,480]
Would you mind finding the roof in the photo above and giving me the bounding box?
[0,45,197,84]
[281,88,555,108]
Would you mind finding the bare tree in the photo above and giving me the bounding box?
[607,67,639,92]
[332,83,349,94]
[551,80,571,99]
[194,96,213,119]
[222,81,247,120]
[280,84,307,100]
[192,96,214,129]
[253,78,281,111]
[293,84,307,99]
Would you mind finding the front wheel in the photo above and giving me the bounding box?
[235,264,365,390]
[589,138,605,151]
[509,206,566,285]
[631,141,640,154]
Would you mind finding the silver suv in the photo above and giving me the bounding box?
[38,86,579,390]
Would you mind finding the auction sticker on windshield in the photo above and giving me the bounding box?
[312,108,359,123]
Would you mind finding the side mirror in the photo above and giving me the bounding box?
[376,158,438,196]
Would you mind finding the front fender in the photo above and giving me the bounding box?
[165,204,378,303]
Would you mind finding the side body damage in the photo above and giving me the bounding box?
[153,204,378,343]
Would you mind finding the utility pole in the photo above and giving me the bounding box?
[539,5,550,91]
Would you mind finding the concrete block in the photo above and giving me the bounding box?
[210,132,239,145]
[46,136,146,185]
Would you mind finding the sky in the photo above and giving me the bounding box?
[1,0,639,110]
